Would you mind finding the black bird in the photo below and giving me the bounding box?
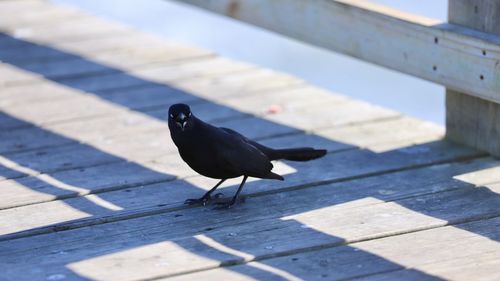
[168,103,327,208]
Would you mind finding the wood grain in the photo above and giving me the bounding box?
[446,0,500,156]
[0,1,498,280]
[175,0,500,103]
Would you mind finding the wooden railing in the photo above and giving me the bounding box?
[173,0,500,156]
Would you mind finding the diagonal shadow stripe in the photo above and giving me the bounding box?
[0,32,499,281]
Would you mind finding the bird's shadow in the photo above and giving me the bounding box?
[0,32,499,280]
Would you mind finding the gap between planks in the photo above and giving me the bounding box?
[0,113,444,205]
[0,150,488,242]
[1,159,499,280]
[159,216,500,281]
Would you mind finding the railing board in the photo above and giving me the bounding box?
[174,0,500,103]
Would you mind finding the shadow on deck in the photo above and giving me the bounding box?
[0,32,499,280]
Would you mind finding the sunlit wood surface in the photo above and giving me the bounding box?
[0,1,499,280]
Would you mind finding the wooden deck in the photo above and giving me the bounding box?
[0,1,499,280]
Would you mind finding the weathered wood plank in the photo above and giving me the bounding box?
[0,134,485,238]
[0,48,213,87]
[0,160,175,210]
[0,56,254,97]
[0,4,85,30]
[0,85,425,186]
[0,57,255,129]
[0,83,306,157]
[0,63,40,86]
[175,0,500,103]
[446,0,500,157]
[0,115,444,209]
[180,140,482,196]
[0,33,213,85]
[0,3,496,281]
[311,117,444,152]
[0,73,201,111]
[174,68,302,101]
[0,112,302,182]
[449,0,500,35]
[1,162,499,280]
[0,65,296,111]
[166,217,500,281]
[5,16,134,44]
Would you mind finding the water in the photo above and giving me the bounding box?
[52,0,448,125]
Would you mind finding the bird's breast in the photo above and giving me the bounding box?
[177,141,240,179]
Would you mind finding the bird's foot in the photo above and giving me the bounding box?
[184,193,224,206]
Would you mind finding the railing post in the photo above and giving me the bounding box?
[446,0,500,156]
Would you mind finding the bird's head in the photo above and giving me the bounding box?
[168,103,193,132]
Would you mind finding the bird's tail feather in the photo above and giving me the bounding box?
[265,172,285,181]
[270,147,327,161]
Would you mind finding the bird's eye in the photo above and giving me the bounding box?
[169,114,174,118]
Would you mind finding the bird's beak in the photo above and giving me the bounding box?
[175,113,188,131]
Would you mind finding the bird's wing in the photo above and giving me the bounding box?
[217,127,274,177]
[220,127,247,140]
[221,127,274,157]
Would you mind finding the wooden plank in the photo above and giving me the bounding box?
[39,31,209,58]
[0,98,244,154]
[165,217,500,281]
[0,130,484,238]
[174,69,303,101]
[0,7,84,28]
[311,117,444,153]
[0,60,251,110]
[174,0,500,103]
[259,100,399,133]
[0,112,304,182]
[0,98,242,154]
[0,5,85,30]
[0,115,445,210]
[1,56,251,94]
[0,57,255,129]
[0,63,37,87]
[5,16,134,43]
[0,160,176,210]
[0,81,417,184]
[0,78,310,180]
[2,83,341,178]
[0,33,213,83]
[178,140,483,198]
[0,63,456,207]
[1,161,499,280]
[0,70,301,137]
[0,80,86,108]
[0,48,213,87]
[449,0,500,35]
[446,0,500,157]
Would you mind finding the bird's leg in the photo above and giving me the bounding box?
[214,175,248,209]
[184,179,226,206]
